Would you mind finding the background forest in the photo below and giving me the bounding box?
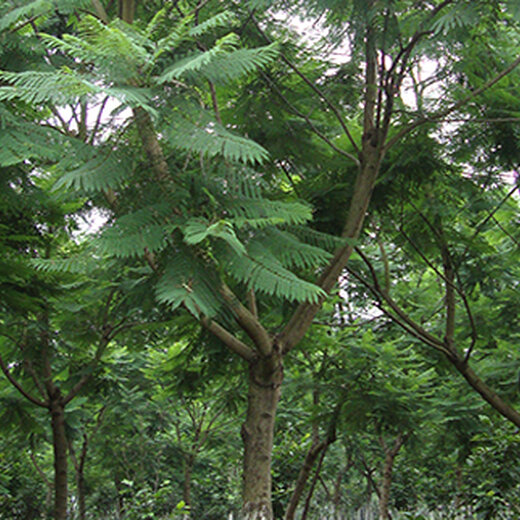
[1,0,520,519]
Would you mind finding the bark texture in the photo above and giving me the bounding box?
[182,453,194,519]
[240,354,283,520]
[50,395,68,520]
[378,433,404,520]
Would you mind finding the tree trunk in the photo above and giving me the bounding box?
[77,470,86,520]
[240,354,283,520]
[50,396,68,520]
[284,440,326,520]
[333,456,353,519]
[69,433,88,520]
[454,462,464,510]
[114,475,123,519]
[379,452,393,520]
[182,453,194,519]
[300,446,328,520]
[378,433,404,520]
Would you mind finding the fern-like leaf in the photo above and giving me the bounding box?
[224,242,326,303]
[203,44,278,84]
[183,218,247,256]
[157,33,239,83]
[31,256,106,275]
[53,148,131,193]
[97,205,173,258]
[227,200,313,227]
[0,0,50,32]
[155,250,222,317]
[0,126,62,166]
[187,11,236,38]
[0,69,101,105]
[167,115,269,165]
[259,229,332,269]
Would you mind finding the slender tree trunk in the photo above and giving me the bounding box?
[240,354,283,520]
[28,445,54,514]
[68,434,88,520]
[378,433,404,520]
[77,470,86,520]
[454,462,463,510]
[300,444,328,520]
[333,456,353,519]
[284,439,326,520]
[379,452,393,520]
[182,453,194,519]
[50,396,68,520]
[114,475,124,519]
[75,445,87,520]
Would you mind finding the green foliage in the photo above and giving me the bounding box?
[167,114,270,165]
[159,36,278,84]
[0,69,101,105]
[2,1,520,519]
[155,249,222,317]
[224,240,326,303]
[53,144,132,193]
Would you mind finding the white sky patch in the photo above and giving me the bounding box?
[73,207,109,238]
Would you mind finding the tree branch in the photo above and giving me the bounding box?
[385,54,520,151]
[91,0,109,23]
[350,249,451,355]
[398,227,477,361]
[63,335,110,405]
[0,353,47,407]
[199,316,256,362]
[251,14,360,155]
[220,285,272,357]
[261,71,360,166]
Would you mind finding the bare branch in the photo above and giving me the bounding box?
[398,227,477,360]
[89,95,110,144]
[0,353,47,407]
[385,54,520,151]
[29,438,53,489]
[247,288,258,318]
[261,72,360,167]
[220,285,272,357]
[199,316,256,362]
[63,335,110,405]
[23,359,47,401]
[351,249,450,355]
[251,14,360,155]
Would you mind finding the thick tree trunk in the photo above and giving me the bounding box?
[240,354,283,520]
[50,396,68,520]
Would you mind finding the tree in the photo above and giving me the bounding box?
[2,1,520,518]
